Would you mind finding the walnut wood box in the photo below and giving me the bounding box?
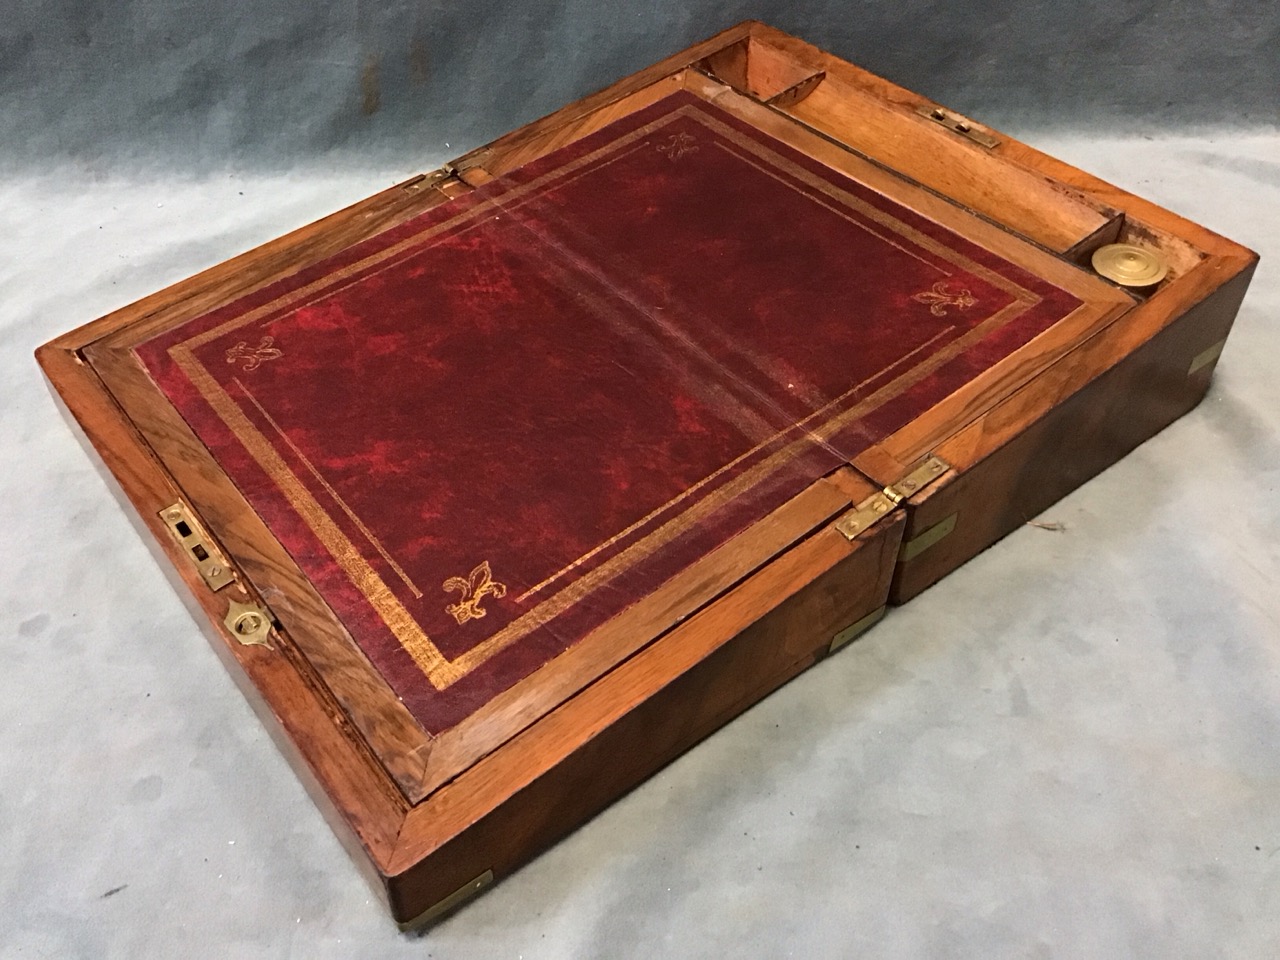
[37,22,1256,928]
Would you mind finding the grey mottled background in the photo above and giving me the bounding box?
[1,0,1277,174]
[3,4,1279,958]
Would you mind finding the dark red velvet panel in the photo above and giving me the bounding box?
[135,92,1082,734]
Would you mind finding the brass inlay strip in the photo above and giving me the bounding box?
[829,605,887,654]
[898,512,958,563]
[1188,338,1227,376]
[397,869,494,932]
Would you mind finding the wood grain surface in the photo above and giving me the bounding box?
[36,20,1257,926]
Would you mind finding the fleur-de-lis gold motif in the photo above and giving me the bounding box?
[911,281,978,317]
[225,335,284,371]
[443,560,508,625]
[656,131,698,161]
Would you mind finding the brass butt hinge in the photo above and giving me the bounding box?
[401,154,496,194]
[916,105,999,149]
[834,455,951,541]
[399,166,459,194]
[834,489,897,540]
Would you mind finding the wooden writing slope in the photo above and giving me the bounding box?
[37,22,1256,928]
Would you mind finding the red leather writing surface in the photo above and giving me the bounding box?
[136,92,1081,734]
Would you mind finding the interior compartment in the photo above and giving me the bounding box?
[695,30,1123,258]
[695,36,826,106]
[1064,213,1206,296]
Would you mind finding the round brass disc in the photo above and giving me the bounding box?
[1091,243,1169,288]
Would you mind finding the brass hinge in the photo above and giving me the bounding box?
[886,454,950,501]
[916,105,999,149]
[834,455,951,541]
[160,502,235,591]
[399,167,459,194]
[834,489,897,540]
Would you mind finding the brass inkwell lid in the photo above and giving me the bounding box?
[1091,243,1170,288]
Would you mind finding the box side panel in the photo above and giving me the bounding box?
[384,513,903,925]
[890,260,1255,603]
[34,345,410,879]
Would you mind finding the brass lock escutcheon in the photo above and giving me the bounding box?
[1091,243,1170,289]
[224,599,273,648]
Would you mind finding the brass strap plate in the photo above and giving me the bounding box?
[1188,338,1227,376]
[829,605,887,654]
[898,512,958,563]
[159,502,234,591]
[398,869,494,932]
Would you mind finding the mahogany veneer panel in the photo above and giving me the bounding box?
[36,20,1256,928]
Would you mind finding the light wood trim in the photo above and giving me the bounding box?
[931,255,1253,473]
[414,474,859,796]
[853,293,1133,477]
[84,339,437,798]
[745,22,1256,266]
[458,72,689,179]
[34,344,410,874]
[389,502,900,873]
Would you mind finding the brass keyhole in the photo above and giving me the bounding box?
[233,611,265,636]
[223,600,272,647]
